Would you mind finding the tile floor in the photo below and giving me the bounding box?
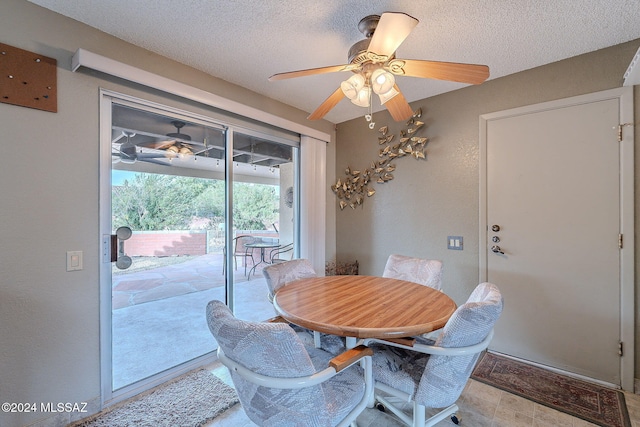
[203,360,640,427]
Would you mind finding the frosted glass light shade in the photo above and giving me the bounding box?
[371,68,395,95]
[350,85,371,107]
[378,87,399,104]
[340,73,366,100]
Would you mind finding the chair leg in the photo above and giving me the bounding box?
[413,402,425,427]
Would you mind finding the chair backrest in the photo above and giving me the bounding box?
[382,254,443,290]
[263,258,317,301]
[270,242,294,263]
[233,235,255,255]
[415,282,503,408]
[206,300,327,425]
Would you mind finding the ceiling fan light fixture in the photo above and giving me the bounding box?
[179,146,194,158]
[350,85,371,107]
[378,86,399,105]
[371,68,395,95]
[340,73,366,100]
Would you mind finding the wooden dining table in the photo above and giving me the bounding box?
[273,275,457,346]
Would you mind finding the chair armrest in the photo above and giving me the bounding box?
[364,330,494,357]
[381,337,416,347]
[330,345,374,372]
[217,346,373,389]
[266,315,289,324]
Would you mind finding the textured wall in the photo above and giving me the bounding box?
[335,39,640,371]
[0,1,334,426]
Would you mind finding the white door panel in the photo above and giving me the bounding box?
[480,88,634,387]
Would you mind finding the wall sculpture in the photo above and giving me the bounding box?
[332,108,427,210]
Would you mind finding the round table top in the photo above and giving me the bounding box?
[244,241,280,248]
[273,275,457,339]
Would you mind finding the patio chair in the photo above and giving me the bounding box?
[263,259,344,354]
[222,235,256,276]
[269,242,294,263]
[363,282,503,427]
[382,254,443,291]
[206,300,373,427]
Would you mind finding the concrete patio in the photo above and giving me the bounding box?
[111,253,274,390]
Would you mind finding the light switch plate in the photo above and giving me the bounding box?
[66,251,83,271]
[447,236,463,250]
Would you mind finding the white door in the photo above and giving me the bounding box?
[479,87,634,389]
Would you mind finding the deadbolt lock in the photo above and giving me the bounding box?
[491,225,501,232]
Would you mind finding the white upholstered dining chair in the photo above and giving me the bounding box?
[263,259,344,354]
[382,254,443,291]
[383,254,444,341]
[263,258,317,303]
[206,300,373,427]
[363,282,503,427]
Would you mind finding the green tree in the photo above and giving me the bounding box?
[112,172,279,232]
[233,182,278,230]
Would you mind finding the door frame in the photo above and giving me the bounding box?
[478,87,634,390]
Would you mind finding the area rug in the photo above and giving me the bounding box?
[471,352,630,427]
[71,369,238,427]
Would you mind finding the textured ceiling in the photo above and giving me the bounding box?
[28,0,640,124]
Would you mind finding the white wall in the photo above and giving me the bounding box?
[0,1,334,426]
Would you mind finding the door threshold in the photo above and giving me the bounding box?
[487,350,620,390]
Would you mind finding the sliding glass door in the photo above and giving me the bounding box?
[229,130,298,320]
[101,92,299,401]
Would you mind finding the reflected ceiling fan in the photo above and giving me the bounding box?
[112,131,171,165]
[269,12,489,122]
[138,121,196,157]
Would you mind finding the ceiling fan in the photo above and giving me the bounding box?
[138,121,196,157]
[269,12,490,122]
[112,131,171,165]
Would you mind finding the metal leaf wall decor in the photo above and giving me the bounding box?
[332,108,428,210]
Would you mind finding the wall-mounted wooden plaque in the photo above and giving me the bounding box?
[0,43,57,113]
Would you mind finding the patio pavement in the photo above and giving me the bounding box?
[111,253,275,390]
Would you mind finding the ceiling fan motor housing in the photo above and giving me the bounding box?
[348,15,394,67]
[358,15,380,38]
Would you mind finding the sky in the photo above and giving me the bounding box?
[112,170,138,186]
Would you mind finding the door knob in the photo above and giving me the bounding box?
[491,245,504,255]
[491,225,501,232]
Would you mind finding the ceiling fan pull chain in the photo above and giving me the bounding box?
[366,91,376,130]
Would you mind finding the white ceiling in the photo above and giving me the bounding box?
[28,0,640,124]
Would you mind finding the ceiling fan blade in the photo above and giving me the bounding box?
[308,87,345,121]
[384,86,414,122]
[137,153,167,159]
[367,12,418,58]
[393,59,490,84]
[269,64,354,81]
[141,158,170,166]
[136,139,177,150]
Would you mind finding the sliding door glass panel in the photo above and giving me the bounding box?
[110,103,226,390]
[229,131,297,321]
